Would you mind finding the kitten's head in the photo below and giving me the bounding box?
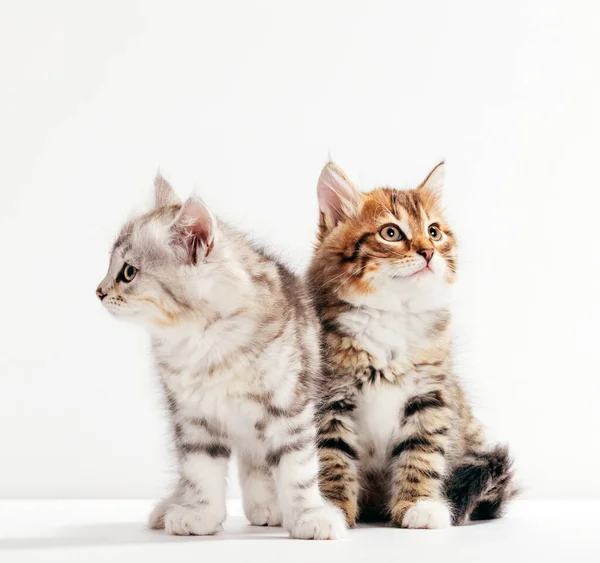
[311,161,456,309]
[96,175,226,328]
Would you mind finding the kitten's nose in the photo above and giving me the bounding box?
[417,248,434,263]
[96,286,107,301]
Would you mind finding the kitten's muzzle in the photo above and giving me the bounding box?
[96,285,107,301]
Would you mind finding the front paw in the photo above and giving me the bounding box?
[148,500,170,530]
[288,504,347,540]
[245,500,283,527]
[164,503,224,536]
[397,499,452,529]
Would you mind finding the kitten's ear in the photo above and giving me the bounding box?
[418,161,445,200]
[154,172,180,207]
[170,197,215,264]
[317,162,362,230]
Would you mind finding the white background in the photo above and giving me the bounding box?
[1,0,599,501]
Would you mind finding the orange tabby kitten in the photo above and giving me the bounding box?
[309,161,517,528]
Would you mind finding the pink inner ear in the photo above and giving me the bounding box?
[318,183,346,224]
[172,198,215,264]
[177,231,213,266]
[317,163,360,227]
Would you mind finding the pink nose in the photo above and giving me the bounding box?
[417,248,434,263]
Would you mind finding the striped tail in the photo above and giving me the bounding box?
[445,445,518,525]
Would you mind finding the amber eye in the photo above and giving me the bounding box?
[380,224,404,242]
[121,263,137,282]
[428,224,442,241]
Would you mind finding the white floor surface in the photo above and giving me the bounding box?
[0,499,595,563]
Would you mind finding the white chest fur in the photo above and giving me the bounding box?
[354,378,418,467]
[338,273,451,369]
[337,305,439,368]
[338,288,449,466]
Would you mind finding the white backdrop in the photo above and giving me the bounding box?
[1,0,599,500]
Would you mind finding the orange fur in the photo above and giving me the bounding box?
[310,162,516,527]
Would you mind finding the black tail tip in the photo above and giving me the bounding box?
[447,445,518,525]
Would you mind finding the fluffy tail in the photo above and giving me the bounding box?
[445,445,518,525]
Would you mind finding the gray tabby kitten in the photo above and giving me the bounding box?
[96,175,346,539]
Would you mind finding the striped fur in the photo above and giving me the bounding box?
[309,162,517,528]
[97,174,346,539]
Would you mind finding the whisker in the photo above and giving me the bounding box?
[334,263,367,293]
[312,266,359,290]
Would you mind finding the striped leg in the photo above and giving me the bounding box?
[389,390,452,529]
[163,418,231,536]
[317,396,361,526]
[238,453,282,526]
[266,419,346,539]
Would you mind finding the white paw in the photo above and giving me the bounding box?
[402,499,452,529]
[164,504,224,536]
[288,504,347,540]
[245,501,283,526]
[148,501,170,530]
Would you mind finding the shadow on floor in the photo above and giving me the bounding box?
[0,522,289,550]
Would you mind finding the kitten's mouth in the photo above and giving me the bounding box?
[411,265,433,278]
[104,301,132,316]
[393,265,432,280]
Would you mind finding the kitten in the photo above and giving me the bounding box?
[96,175,346,539]
[308,161,517,528]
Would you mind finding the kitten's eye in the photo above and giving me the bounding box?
[428,225,442,241]
[380,224,404,242]
[121,263,137,282]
